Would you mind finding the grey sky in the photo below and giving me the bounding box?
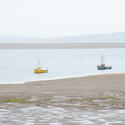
[0,0,125,38]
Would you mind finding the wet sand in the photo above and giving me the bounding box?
[1,43,125,49]
[0,73,125,124]
[0,73,125,109]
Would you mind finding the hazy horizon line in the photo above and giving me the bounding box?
[0,31,124,39]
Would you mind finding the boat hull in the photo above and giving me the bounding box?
[34,69,48,73]
[97,65,112,70]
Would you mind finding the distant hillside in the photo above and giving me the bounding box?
[54,32,125,42]
[0,32,125,43]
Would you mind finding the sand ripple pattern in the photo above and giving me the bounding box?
[0,105,125,125]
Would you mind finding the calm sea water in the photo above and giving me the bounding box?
[1,48,125,125]
[0,48,125,84]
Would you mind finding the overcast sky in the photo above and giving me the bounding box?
[0,0,125,38]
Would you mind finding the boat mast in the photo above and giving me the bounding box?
[37,60,41,68]
[101,55,104,65]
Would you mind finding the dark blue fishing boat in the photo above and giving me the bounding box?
[97,55,112,70]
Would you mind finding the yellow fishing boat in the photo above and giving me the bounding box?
[34,61,48,73]
[34,68,48,73]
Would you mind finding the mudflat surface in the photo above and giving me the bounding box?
[1,73,125,124]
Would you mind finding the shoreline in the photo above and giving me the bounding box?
[0,72,123,85]
[0,72,125,94]
[24,72,125,84]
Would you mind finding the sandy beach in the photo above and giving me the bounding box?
[0,73,125,109]
[1,73,125,124]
